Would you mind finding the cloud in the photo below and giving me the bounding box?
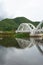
[0,0,43,21]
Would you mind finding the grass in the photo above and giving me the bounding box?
[0,31,30,38]
[15,33,30,38]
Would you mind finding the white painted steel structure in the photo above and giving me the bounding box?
[16,21,43,34]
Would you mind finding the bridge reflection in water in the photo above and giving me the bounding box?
[16,38,43,55]
[0,37,43,55]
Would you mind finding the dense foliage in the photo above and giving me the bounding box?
[15,33,30,38]
[0,17,40,31]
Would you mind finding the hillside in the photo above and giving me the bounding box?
[0,17,40,31]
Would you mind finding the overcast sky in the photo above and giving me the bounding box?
[0,0,43,21]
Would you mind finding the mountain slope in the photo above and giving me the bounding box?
[0,17,40,31]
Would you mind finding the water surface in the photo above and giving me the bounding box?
[0,37,43,65]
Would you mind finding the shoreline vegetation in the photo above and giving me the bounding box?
[0,31,43,38]
[0,31,30,38]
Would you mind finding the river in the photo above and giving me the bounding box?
[0,37,43,65]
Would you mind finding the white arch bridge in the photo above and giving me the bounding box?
[15,21,43,34]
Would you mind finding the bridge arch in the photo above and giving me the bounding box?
[16,23,35,33]
[28,23,35,29]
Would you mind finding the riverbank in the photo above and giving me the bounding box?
[0,31,43,38]
[0,31,15,37]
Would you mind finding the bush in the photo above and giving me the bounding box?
[15,33,30,38]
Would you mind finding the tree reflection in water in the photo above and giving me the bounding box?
[0,37,43,55]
